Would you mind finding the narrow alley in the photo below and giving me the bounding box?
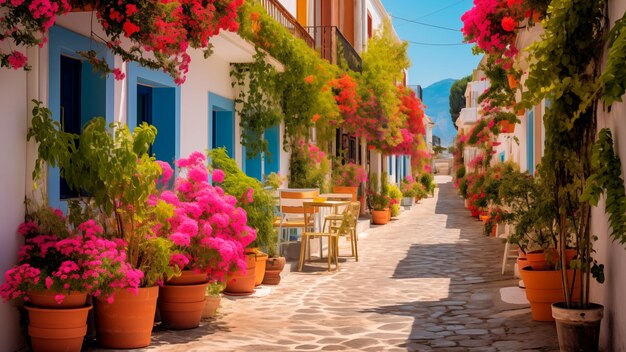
[139,176,559,352]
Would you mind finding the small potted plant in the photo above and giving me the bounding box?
[400,176,416,207]
[202,282,226,318]
[388,184,403,218]
[368,173,390,225]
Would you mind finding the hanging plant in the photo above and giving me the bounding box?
[231,50,282,158]
[461,0,520,57]
[0,0,244,83]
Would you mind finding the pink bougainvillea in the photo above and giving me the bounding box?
[333,162,368,187]
[461,0,519,57]
[154,151,255,282]
[0,211,136,304]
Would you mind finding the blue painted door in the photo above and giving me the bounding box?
[527,110,534,174]
[60,56,82,199]
[264,125,280,175]
[152,87,176,164]
[212,110,234,157]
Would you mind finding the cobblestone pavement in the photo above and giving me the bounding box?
[128,176,559,352]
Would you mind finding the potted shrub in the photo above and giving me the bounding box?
[368,173,390,225]
[400,176,416,207]
[388,184,403,218]
[208,148,276,291]
[332,161,368,201]
[27,104,178,348]
[0,205,131,352]
[153,151,256,329]
[419,173,436,197]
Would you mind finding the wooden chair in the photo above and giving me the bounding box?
[327,201,360,262]
[298,203,339,272]
[275,189,319,255]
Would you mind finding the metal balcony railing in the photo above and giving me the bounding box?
[259,0,315,48]
[305,26,362,72]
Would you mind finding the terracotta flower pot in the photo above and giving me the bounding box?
[263,257,286,285]
[201,295,221,318]
[224,253,256,296]
[519,268,580,321]
[332,186,358,201]
[167,270,208,285]
[525,250,550,270]
[28,291,88,309]
[254,251,269,286]
[479,214,490,223]
[95,286,159,349]
[507,74,519,89]
[499,120,515,133]
[158,282,209,329]
[371,209,389,225]
[26,305,91,352]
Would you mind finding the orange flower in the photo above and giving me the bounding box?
[304,75,315,84]
[311,114,321,123]
[250,12,260,21]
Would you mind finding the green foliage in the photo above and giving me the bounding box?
[237,1,339,146]
[601,11,626,107]
[208,148,277,255]
[206,281,226,296]
[388,184,402,217]
[263,172,284,191]
[419,173,436,196]
[286,143,330,191]
[27,101,176,287]
[449,75,472,128]
[360,19,410,116]
[367,173,389,210]
[582,129,626,245]
[231,50,283,158]
[456,166,466,180]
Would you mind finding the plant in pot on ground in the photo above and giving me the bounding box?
[153,151,256,329]
[388,184,403,218]
[399,176,417,206]
[368,173,390,225]
[0,205,132,352]
[208,148,279,289]
[202,282,226,319]
[27,102,178,348]
[519,0,626,348]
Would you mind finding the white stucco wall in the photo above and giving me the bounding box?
[590,4,626,349]
[0,65,28,352]
[278,0,298,18]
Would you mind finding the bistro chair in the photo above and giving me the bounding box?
[327,201,360,262]
[298,203,342,272]
[275,189,319,255]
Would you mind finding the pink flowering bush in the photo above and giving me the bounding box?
[0,207,136,304]
[461,0,519,57]
[332,162,368,188]
[0,0,71,70]
[154,151,256,282]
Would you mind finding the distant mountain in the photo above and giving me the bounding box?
[422,78,457,147]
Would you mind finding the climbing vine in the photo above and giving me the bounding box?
[231,50,282,158]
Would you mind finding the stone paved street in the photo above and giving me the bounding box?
[128,176,559,352]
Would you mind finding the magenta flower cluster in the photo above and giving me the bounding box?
[154,152,256,282]
[461,0,519,57]
[0,212,138,305]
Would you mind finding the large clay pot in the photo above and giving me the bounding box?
[167,270,208,285]
[158,282,209,329]
[26,305,91,352]
[202,295,221,318]
[95,286,159,348]
[552,302,603,352]
[520,268,580,321]
[263,257,286,285]
[28,291,88,309]
[332,186,358,201]
[224,253,256,296]
[254,251,269,286]
[371,209,389,225]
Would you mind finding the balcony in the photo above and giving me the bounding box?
[306,26,362,72]
[458,107,478,127]
[259,0,315,49]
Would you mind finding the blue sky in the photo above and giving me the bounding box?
[380,0,481,88]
